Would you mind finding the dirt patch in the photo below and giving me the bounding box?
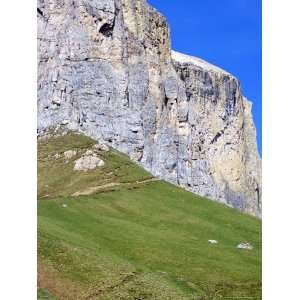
[71,182,120,197]
[38,261,85,300]
[71,178,159,197]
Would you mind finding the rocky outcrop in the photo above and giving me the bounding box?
[37,0,261,216]
[74,150,105,171]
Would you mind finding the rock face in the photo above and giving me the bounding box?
[37,0,261,216]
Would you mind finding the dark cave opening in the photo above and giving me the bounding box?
[99,23,114,37]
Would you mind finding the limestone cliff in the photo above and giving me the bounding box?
[37,0,261,216]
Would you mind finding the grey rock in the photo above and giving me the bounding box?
[38,0,261,216]
[74,155,105,171]
[237,242,254,250]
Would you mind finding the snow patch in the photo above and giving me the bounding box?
[171,50,230,75]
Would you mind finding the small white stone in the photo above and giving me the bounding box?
[208,240,218,244]
[62,204,68,208]
[237,242,253,250]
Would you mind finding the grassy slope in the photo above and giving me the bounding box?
[38,288,58,300]
[38,133,261,300]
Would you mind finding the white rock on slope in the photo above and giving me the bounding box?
[237,242,254,250]
[208,240,218,244]
[74,155,105,172]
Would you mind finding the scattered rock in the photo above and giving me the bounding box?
[64,150,77,159]
[54,153,61,159]
[85,150,94,156]
[237,242,253,250]
[62,204,68,208]
[208,240,218,244]
[93,143,109,152]
[74,155,105,171]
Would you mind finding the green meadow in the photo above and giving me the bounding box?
[38,133,261,299]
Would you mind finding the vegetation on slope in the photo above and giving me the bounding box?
[38,133,261,300]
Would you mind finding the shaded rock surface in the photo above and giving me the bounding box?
[38,0,261,216]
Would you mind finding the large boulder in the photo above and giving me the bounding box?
[74,155,105,172]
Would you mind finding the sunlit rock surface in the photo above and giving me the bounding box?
[38,0,261,216]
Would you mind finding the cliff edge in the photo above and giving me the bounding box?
[37,0,261,216]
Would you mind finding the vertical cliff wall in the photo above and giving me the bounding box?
[37,0,261,216]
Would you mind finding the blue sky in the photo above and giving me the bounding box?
[148,0,262,156]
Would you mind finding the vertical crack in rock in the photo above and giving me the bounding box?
[37,8,44,17]
[37,0,262,217]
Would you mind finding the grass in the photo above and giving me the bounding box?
[38,288,58,300]
[38,133,262,299]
